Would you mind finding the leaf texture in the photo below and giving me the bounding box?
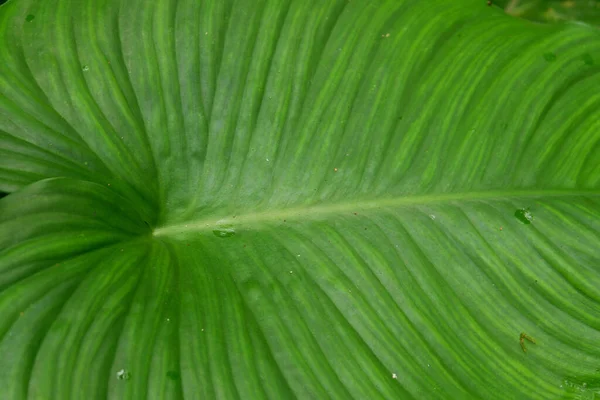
[1,0,599,398]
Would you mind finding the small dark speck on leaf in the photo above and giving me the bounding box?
[487,0,492,5]
[582,53,594,66]
[167,371,180,380]
[543,52,556,62]
[354,212,358,215]
[26,14,35,22]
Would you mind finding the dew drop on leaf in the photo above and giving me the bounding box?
[116,369,130,380]
[82,65,90,72]
[212,228,235,238]
[25,14,35,22]
[514,208,533,224]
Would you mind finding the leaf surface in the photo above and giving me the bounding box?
[1,0,599,398]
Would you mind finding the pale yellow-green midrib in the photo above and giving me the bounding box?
[152,189,599,236]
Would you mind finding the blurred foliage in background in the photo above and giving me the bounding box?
[494,0,600,25]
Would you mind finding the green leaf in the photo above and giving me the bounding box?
[495,0,600,26]
[1,0,599,398]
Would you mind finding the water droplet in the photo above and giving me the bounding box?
[26,14,35,22]
[166,371,180,380]
[117,369,131,380]
[212,228,235,238]
[514,208,533,224]
[429,214,436,220]
[82,65,90,72]
[543,52,556,62]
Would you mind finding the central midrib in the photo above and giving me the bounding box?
[152,189,599,236]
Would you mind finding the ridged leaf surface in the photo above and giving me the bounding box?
[1,0,599,398]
